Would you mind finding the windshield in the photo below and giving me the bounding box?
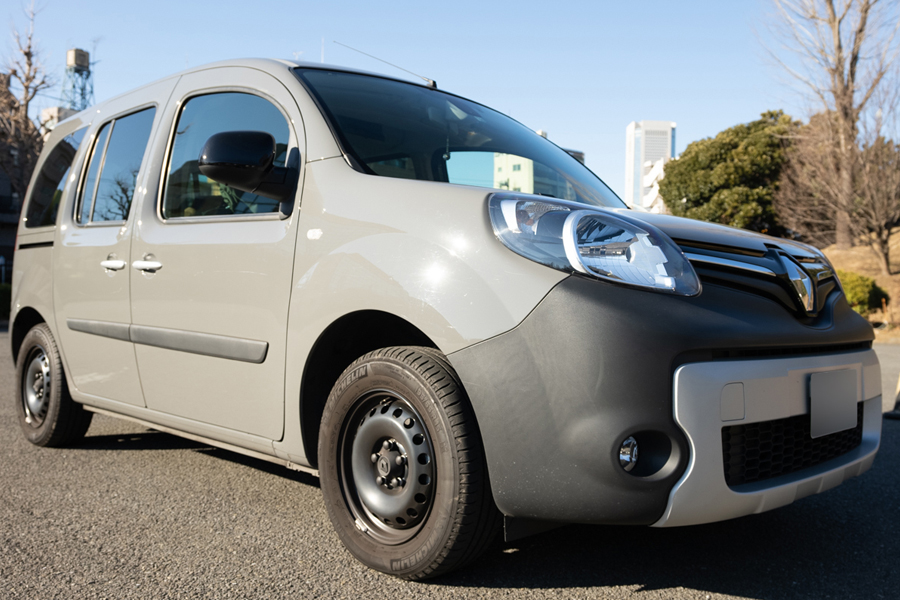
[294,68,625,208]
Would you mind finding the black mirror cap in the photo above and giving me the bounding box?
[198,131,276,193]
[198,130,299,206]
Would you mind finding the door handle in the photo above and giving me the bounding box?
[132,260,163,272]
[100,260,127,271]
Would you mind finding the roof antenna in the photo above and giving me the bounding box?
[334,41,437,89]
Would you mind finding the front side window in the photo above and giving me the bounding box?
[77,107,156,224]
[162,93,290,219]
[295,68,624,208]
[25,127,87,228]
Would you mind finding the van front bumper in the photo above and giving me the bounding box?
[448,275,879,526]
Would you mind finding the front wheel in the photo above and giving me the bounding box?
[318,347,500,579]
[15,323,92,447]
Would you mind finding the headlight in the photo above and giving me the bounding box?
[489,193,701,296]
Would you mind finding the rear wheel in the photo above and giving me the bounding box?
[16,323,92,447]
[318,346,500,579]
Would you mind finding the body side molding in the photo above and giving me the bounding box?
[67,319,131,341]
[66,319,268,363]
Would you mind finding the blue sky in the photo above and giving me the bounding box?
[7,0,811,197]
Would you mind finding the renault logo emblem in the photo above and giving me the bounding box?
[782,257,815,314]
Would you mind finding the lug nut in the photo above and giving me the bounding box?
[396,478,405,487]
[390,478,399,487]
[370,453,378,463]
[376,476,385,485]
[395,455,406,466]
[382,440,393,451]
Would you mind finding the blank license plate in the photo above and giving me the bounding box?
[809,369,858,439]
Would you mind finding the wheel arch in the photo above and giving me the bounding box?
[12,307,47,364]
[299,309,437,468]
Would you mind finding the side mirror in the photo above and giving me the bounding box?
[198,131,298,204]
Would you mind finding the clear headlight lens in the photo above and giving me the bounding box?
[489,194,701,296]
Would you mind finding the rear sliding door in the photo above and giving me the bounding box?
[54,81,173,406]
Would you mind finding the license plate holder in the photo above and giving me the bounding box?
[809,369,858,439]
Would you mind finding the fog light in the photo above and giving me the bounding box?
[619,436,639,472]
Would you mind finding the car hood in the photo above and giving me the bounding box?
[616,209,821,261]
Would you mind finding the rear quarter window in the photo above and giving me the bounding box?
[24,128,87,228]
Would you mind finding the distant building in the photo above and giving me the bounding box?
[41,106,77,137]
[641,157,669,214]
[0,165,17,275]
[535,129,585,165]
[564,149,585,164]
[624,120,676,209]
[492,129,586,194]
[493,153,534,193]
[0,73,17,272]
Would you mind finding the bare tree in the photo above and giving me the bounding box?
[775,112,844,246]
[0,4,53,208]
[776,107,900,273]
[770,0,900,248]
[94,170,138,222]
[855,135,900,272]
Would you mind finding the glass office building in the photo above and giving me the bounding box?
[624,120,676,208]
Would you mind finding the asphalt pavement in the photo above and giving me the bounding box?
[1,333,898,600]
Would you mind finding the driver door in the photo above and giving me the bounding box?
[129,67,304,440]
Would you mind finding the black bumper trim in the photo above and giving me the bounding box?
[447,275,873,525]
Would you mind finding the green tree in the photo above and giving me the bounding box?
[658,111,799,234]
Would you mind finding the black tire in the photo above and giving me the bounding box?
[318,346,500,580]
[15,323,92,447]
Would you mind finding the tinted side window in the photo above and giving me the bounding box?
[163,93,289,219]
[78,107,156,224]
[93,109,155,221]
[25,128,87,228]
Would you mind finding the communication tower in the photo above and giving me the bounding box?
[61,49,94,111]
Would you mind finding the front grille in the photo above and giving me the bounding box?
[679,243,838,318]
[722,403,864,487]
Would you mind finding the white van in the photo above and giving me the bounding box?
[12,59,882,579]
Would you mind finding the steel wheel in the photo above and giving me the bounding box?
[21,346,52,427]
[339,391,435,545]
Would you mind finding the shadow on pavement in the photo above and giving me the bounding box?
[77,428,320,487]
[197,446,320,488]
[78,430,210,451]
